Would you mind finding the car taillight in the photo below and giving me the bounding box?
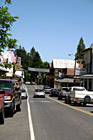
[76,97,79,100]
[4,94,12,100]
[61,91,63,94]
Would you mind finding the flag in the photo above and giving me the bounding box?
[13,50,17,63]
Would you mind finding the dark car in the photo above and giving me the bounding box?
[44,85,51,94]
[0,90,5,124]
[0,79,21,117]
[58,87,69,100]
[49,88,60,97]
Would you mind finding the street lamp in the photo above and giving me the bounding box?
[68,54,76,85]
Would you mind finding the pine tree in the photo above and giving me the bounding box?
[75,37,85,60]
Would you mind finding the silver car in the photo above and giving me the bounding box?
[33,88,45,98]
[20,89,27,99]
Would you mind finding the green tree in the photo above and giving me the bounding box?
[4,0,11,4]
[7,38,17,50]
[43,61,49,68]
[32,52,43,68]
[29,47,36,58]
[16,45,28,68]
[28,47,36,67]
[75,37,85,60]
[0,6,18,51]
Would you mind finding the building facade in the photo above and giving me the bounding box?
[80,44,93,91]
[49,59,82,88]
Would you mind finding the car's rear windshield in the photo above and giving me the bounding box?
[35,89,43,92]
[0,81,12,90]
[62,88,69,91]
[45,86,50,89]
[20,89,26,92]
[52,89,59,91]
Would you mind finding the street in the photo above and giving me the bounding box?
[0,85,93,140]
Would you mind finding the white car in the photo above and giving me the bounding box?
[33,88,45,98]
[25,81,30,85]
[20,89,27,99]
[65,86,93,105]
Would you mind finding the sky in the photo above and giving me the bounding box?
[1,0,93,62]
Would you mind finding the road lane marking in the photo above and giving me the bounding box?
[26,87,35,140]
[33,85,37,89]
[30,101,54,103]
[46,95,93,116]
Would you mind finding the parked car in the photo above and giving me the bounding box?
[49,88,60,97]
[25,81,30,85]
[65,86,93,105]
[0,90,5,124]
[44,85,51,94]
[0,79,21,117]
[33,88,45,98]
[20,89,27,99]
[58,87,70,100]
[31,81,37,85]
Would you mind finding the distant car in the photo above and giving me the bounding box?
[58,87,70,100]
[20,89,27,99]
[49,88,60,97]
[25,81,30,85]
[33,88,45,98]
[44,85,51,94]
[31,81,37,85]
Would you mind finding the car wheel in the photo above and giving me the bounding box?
[68,99,71,104]
[65,96,68,103]
[9,102,15,117]
[83,102,86,106]
[16,104,21,111]
[65,99,67,103]
[0,107,4,124]
[58,96,60,100]
[26,96,27,99]
[73,101,77,106]
[84,95,91,103]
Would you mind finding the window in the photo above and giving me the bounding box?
[0,81,12,90]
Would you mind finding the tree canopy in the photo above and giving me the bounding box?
[5,0,11,4]
[16,46,49,69]
[75,37,85,60]
[0,6,18,51]
[0,1,18,68]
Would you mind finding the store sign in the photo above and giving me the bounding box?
[75,68,87,75]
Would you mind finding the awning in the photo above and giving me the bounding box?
[0,66,8,72]
[55,78,74,83]
[80,74,93,79]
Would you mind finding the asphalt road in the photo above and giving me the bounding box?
[0,85,93,140]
